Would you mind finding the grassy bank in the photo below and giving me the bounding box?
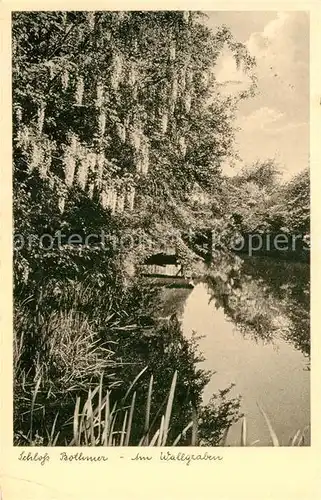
[14,271,242,446]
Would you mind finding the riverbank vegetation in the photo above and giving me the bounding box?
[12,11,309,445]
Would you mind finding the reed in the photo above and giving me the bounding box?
[221,406,308,447]
[17,364,308,447]
[71,370,181,446]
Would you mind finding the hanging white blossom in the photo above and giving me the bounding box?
[171,76,178,103]
[29,142,42,171]
[141,139,150,174]
[100,191,107,209]
[58,194,66,213]
[100,182,109,209]
[178,136,187,157]
[127,186,135,211]
[62,134,77,187]
[64,152,76,187]
[105,186,113,208]
[183,11,189,23]
[170,75,178,113]
[37,104,46,134]
[15,106,22,124]
[96,153,104,187]
[98,111,106,136]
[161,112,168,134]
[180,67,186,92]
[48,175,55,190]
[111,189,117,214]
[116,123,126,143]
[200,70,210,89]
[76,158,89,190]
[128,125,141,152]
[128,63,137,87]
[75,75,84,105]
[96,81,104,107]
[87,12,95,31]
[128,63,138,99]
[136,157,142,173]
[61,68,69,90]
[69,133,77,154]
[88,152,97,172]
[88,182,94,199]
[110,53,123,90]
[169,40,176,61]
[18,125,30,148]
[117,193,125,213]
[186,69,193,89]
[133,85,138,100]
[184,92,192,113]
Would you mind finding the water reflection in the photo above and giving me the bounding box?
[148,252,310,445]
[205,253,310,360]
[179,253,310,445]
[181,282,310,445]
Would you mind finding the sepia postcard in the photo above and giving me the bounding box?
[0,1,320,499]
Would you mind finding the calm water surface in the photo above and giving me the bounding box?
[159,255,310,446]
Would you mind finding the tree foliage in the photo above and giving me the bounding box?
[222,160,309,238]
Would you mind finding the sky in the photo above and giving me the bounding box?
[203,11,309,181]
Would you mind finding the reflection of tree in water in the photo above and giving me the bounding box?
[240,256,310,359]
[205,252,310,359]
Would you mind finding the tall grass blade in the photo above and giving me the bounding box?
[161,370,177,446]
[257,403,279,446]
[119,410,128,447]
[122,366,148,403]
[143,375,153,445]
[52,431,60,446]
[49,412,59,446]
[30,375,42,444]
[172,421,193,446]
[86,392,95,446]
[144,392,167,439]
[108,406,117,446]
[73,397,81,445]
[240,417,247,446]
[149,428,160,447]
[298,434,305,446]
[157,415,165,447]
[290,429,301,446]
[125,392,136,446]
[97,374,103,443]
[191,406,198,446]
[102,390,110,446]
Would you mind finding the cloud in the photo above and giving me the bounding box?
[245,12,309,122]
[267,121,308,134]
[239,107,308,136]
[215,48,252,96]
[240,106,285,131]
[233,12,309,179]
[214,12,309,109]
[212,12,309,180]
